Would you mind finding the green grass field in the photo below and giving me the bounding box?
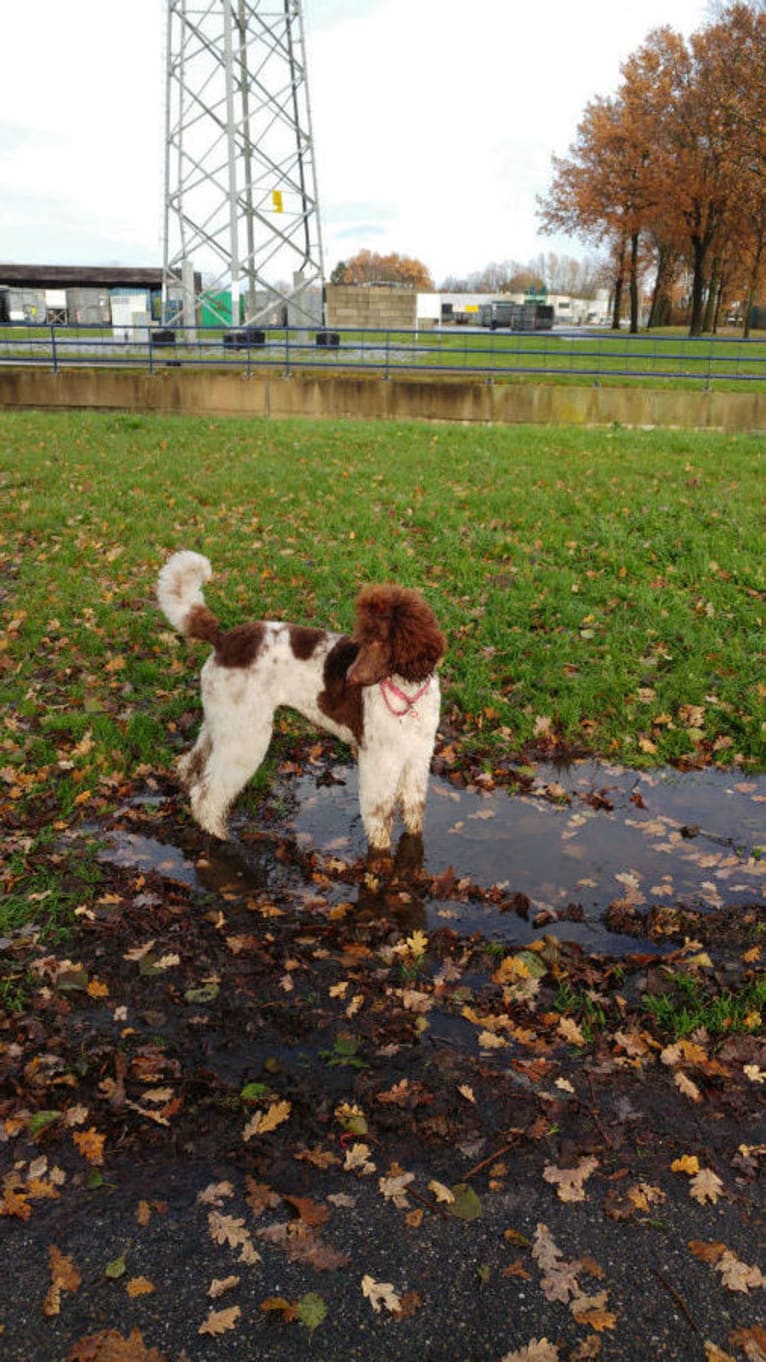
[0,407,763,954]
[2,406,763,782]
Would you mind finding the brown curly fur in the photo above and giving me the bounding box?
[352,585,446,683]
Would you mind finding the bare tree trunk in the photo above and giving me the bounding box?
[703,256,720,333]
[689,237,708,336]
[611,240,626,330]
[647,242,675,329]
[742,221,765,340]
[629,232,640,333]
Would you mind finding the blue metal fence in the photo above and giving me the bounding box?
[1,323,764,384]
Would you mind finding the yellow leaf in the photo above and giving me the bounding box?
[72,1127,105,1165]
[671,1154,700,1175]
[492,955,532,985]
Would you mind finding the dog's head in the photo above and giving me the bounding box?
[346,584,446,686]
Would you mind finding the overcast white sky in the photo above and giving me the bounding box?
[1,0,710,286]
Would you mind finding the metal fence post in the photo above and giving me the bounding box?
[50,325,58,374]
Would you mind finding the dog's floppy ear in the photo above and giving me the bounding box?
[354,585,445,683]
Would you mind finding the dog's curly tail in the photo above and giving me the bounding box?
[157,550,221,647]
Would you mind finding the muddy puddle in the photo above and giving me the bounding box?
[96,760,765,955]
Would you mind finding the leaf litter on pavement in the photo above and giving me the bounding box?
[1,756,764,1362]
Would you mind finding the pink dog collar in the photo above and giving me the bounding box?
[380,676,431,717]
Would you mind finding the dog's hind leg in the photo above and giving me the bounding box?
[187,717,273,840]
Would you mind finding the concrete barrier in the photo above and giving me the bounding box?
[0,365,763,431]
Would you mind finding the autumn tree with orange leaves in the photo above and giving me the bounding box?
[331,250,434,291]
[538,2,766,336]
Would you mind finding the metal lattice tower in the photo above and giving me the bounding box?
[162,0,325,330]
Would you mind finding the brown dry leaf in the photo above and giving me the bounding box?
[135,1200,152,1227]
[377,1079,412,1106]
[379,1170,415,1209]
[208,1276,240,1298]
[571,1340,602,1361]
[704,1345,737,1362]
[689,1240,728,1264]
[543,1157,599,1202]
[197,1180,235,1206]
[361,1274,402,1314]
[557,1016,587,1047]
[43,1244,81,1316]
[628,1182,666,1212]
[343,1142,376,1175]
[501,1260,533,1281]
[257,1221,350,1271]
[207,1211,251,1251]
[72,1127,105,1165]
[674,1071,702,1102]
[428,1179,455,1205]
[126,1277,155,1298]
[716,1250,765,1293]
[729,1325,766,1360]
[243,1099,291,1141]
[500,1339,560,1362]
[67,1328,165,1361]
[689,1168,724,1205]
[244,1178,280,1216]
[198,1306,241,1336]
[283,1194,329,1227]
[572,1302,617,1332]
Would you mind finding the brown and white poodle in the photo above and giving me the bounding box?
[157,551,446,850]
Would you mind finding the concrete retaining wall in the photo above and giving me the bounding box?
[0,366,763,431]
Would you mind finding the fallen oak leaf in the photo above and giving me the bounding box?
[43,1244,81,1317]
[361,1274,402,1314]
[729,1325,766,1360]
[197,1181,235,1206]
[378,1170,415,1209]
[343,1142,376,1175]
[243,1099,291,1141]
[543,1157,599,1203]
[66,1328,165,1361]
[674,1071,702,1102]
[715,1251,764,1293]
[207,1211,252,1251]
[198,1305,241,1336]
[208,1276,240,1298]
[500,1339,560,1362]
